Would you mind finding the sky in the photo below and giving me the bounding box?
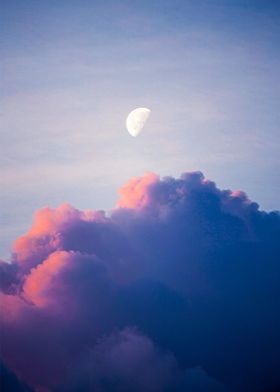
[1,0,280,259]
[1,2,280,391]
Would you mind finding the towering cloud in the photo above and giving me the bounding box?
[1,171,280,391]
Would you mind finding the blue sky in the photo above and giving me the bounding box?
[1,0,280,259]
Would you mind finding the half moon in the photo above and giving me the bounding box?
[126,107,151,137]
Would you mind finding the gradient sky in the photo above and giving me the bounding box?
[1,0,280,259]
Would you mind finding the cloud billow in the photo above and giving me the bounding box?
[1,171,280,391]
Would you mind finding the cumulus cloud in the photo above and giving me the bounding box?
[58,328,179,392]
[1,171,280,391]
[0,362,32,392]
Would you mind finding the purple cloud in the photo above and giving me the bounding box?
[1,171,280,391]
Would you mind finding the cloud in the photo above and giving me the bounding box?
[0,362,32,392]
[59,328,178,392]
[1,171,280,391]
[0,259,18,294]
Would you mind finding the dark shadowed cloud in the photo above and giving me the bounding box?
[1,171,280,391]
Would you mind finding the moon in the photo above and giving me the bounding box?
[126,107,151,137]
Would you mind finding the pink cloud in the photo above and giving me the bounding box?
[13,204,107,274]
[23,250,72,308]
[116,172,159,210]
